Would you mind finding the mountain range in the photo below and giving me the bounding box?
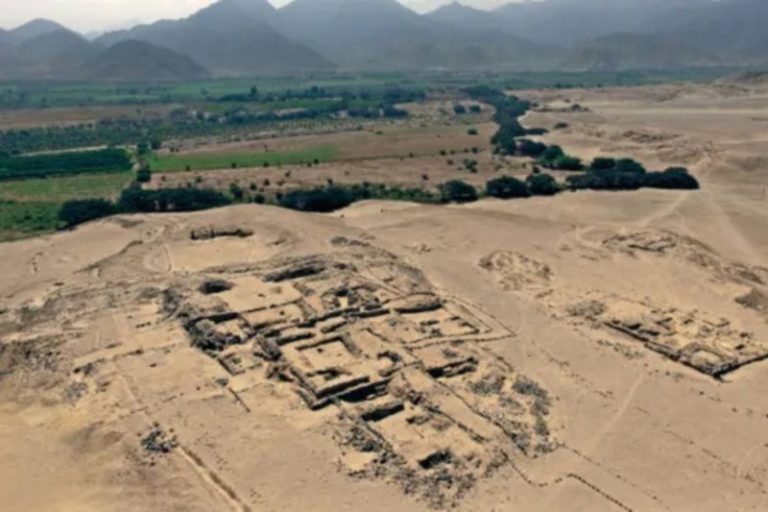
[0,0,766,81]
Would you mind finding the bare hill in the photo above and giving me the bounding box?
[82,40,210,82]
[97,0,333,75]
[7,18,69,44]
[3,0,768,78]
[565,33,717,71]
[279,0,554,70]
[14,30,101,79]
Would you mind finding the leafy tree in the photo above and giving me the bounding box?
[230,182,244,200]
[454,104,467,115]
[118,187,231,213]
[486,176,530,199]
[538,145,565,165]
[517,139,547,158]
[59,199,118,227]
[279,186,353,212]
[590,157,617,171]
[537,145,582,171]
[527,173,560,196]
[439,180,478,203]
[552,155,583,171]
[491,127,518,154]
[643,167,699,189]
[566,172,643,191]
[136,166,152,183]
[615,158,646,175]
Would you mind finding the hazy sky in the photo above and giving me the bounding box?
[0,0,515,33]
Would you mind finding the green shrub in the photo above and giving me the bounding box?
[491,127,518,154]
[59,199,118,227]
[642,167,699,189]
[517,139,547,158]
[118,187,232,213]
[229,182,244,200]
[566,172,643,191]
[615,158,646,174]
[486,176,531,199]
[552,155,583,171]
[439,180,479,203]
[279,186,353,212]
[527,174,560,196]
[590,157,617,171]
[136,167,152,183]
[538,145,565,165]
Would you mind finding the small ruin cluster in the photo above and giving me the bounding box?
[569,294,768,378]
[165,239,555,506]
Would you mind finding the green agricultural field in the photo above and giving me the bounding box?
[0,171,133,241]
[0,69,735,110]
[0,172,133,202]
[147,145,339,172]
[0,148,133,181]
[0,201,61,242]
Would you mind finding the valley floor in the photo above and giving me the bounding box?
[1,80,767,511]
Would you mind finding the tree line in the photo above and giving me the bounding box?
[0,100,410,155]
[0,148,132,181]
[464,85,700,192]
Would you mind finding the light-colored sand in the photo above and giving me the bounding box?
[1,82,768,511]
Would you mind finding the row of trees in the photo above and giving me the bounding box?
[490,129,700,192]
[218,86,426,106]
[0,96,411,155]
[59,162,699,230]
[540,152,700,190]
[567,167,699,191]
[463,85,547,156]
[0,148,132,181]
[272,175,566,212]
[59,186,233,227]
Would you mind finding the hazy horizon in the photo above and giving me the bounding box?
[0,0,517,33]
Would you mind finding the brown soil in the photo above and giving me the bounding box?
[2,82,768,511]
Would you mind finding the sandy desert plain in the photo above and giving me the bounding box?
[1,76,768,512]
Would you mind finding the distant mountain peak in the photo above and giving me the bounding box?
[95,0,333,75]
[426,1,497,27]
[9,18,69,43]
[83,39,210,81]
[225,0,279,18]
